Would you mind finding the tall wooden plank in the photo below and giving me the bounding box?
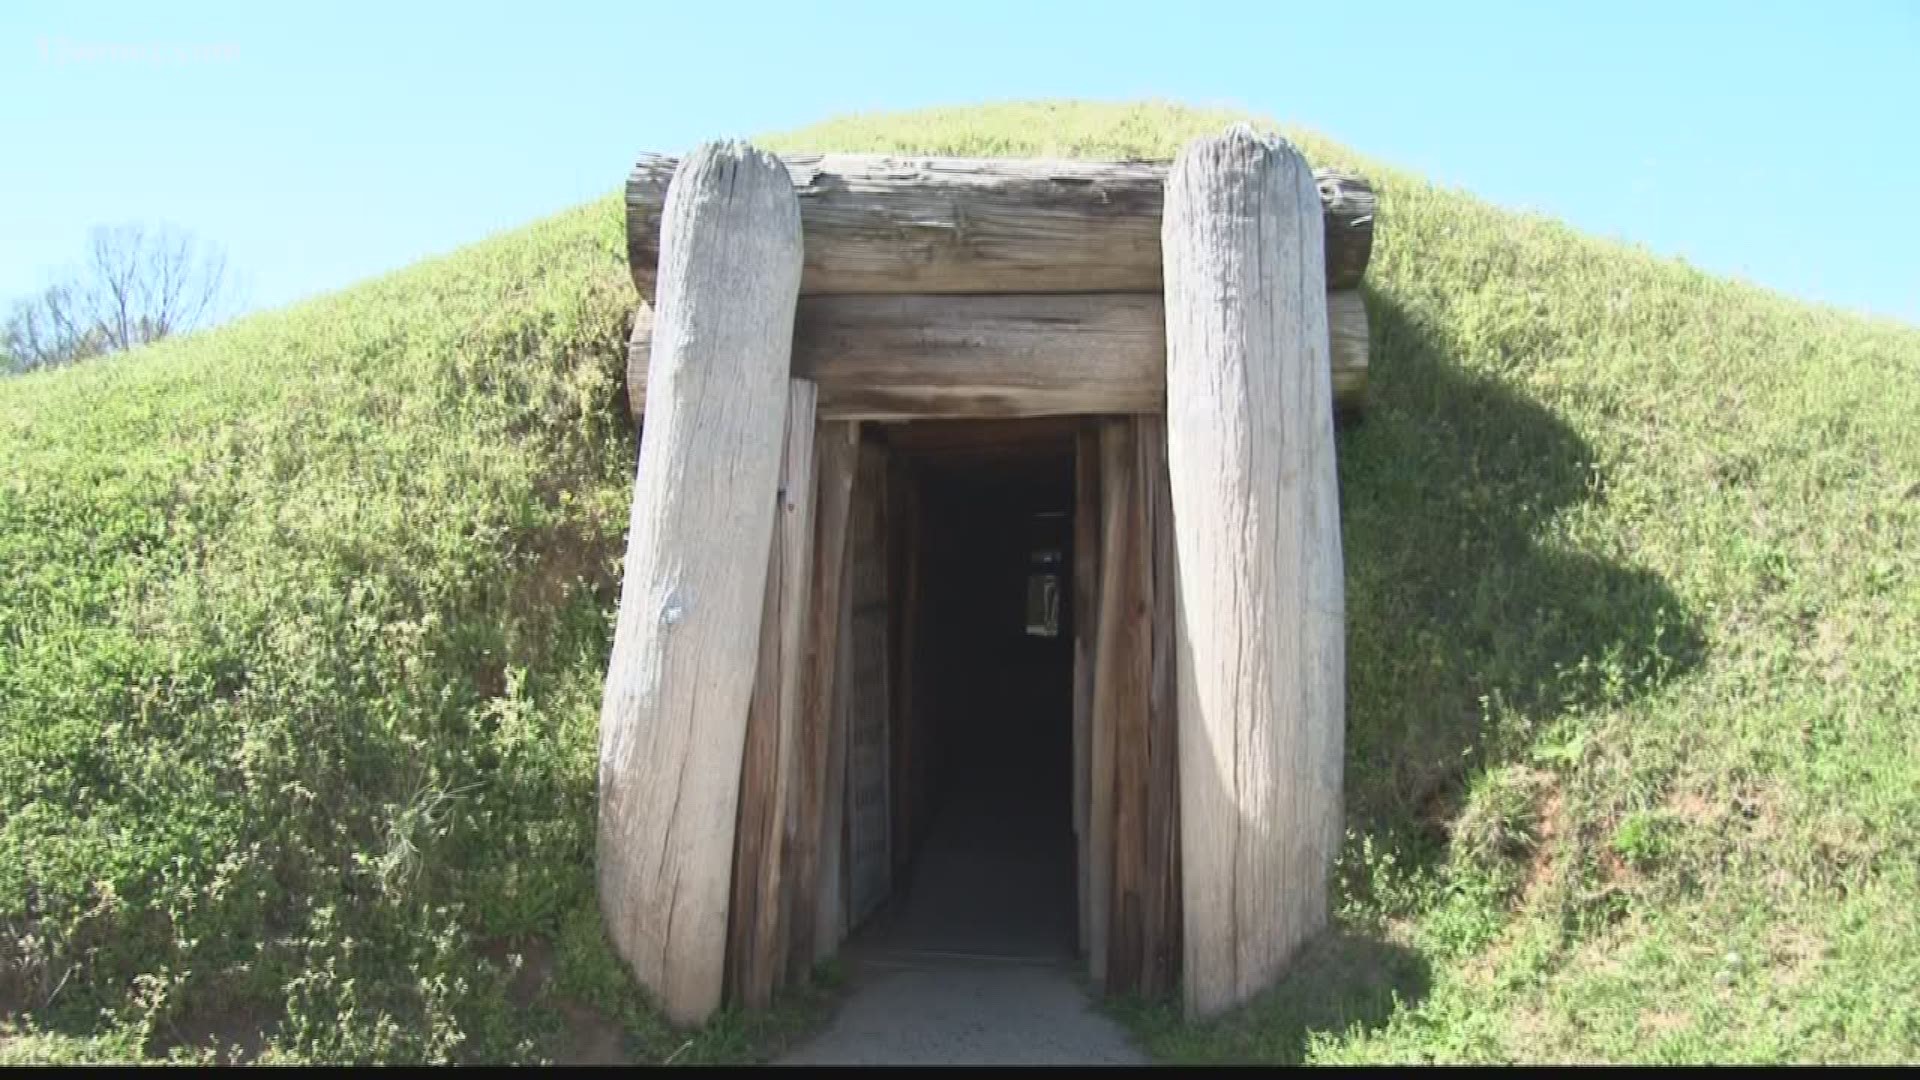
[1071,425,1102,957]
[845,442,893,927]
[597,142,802,1028]
[783,420,860,980]
[814,532,856,959]
[1096,420,1154,994]
[1086,420,1138,986]
[887,453,925,882]
[1140,416,1182,996]
[1163,125,1346,1019]
[726,382,818,1008]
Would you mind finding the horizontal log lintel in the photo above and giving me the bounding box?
[625,290,1367,423]
[626,153,1374,299]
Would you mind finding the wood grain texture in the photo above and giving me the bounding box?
[804,294,1165,420]
[726,382,818,1009]
[627,152,1373,297]
[1162,126,1346,1020]
[1097,419,1154,994]
[1071,425,1102,958]
[1327,290,1369,408]
[597,142,803,1028]
[626,291,1367,423]
[1085,420,1137,985]
[783,420,860,979]
[845,442,893,927]
[1140,416,1182,997]
[887,453,927,883]
[814,531,856,960]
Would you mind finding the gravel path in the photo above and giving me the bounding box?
[778,955,1147,1066]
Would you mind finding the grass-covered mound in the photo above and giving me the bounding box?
[3,101,1917,1064]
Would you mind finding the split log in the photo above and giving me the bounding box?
[887,454,925,883]
[1095,420,1153,993]
[1085,420,1138,984]
[783,421,860,980]
[1162,126,1346,1020]
[844,442,893,927]
[626,291,1368,423]
[814,532,856,960]
[1090,417,1183,997]
[627,153,1374,297]
[726,381,818,1009]
[1140,416,1182,997]
[596,141,802,1029]
[1071,425,1101,957]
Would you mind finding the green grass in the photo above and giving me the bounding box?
[3,100,1917,1064]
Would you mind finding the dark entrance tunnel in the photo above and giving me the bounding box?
[859,423,1079,962]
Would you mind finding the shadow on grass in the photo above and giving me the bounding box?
[1336,291,1705,866]
[1117,290,1704,1062]
[1112,933,1430,1064]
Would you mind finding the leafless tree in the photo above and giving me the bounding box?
[4,224,232,373]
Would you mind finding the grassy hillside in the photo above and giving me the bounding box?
[3,100,1917,1064]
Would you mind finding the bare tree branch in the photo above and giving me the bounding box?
[4,223,233,373]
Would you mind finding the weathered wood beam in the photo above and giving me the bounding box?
[726,381,819,1009]
[843,442,894,928]
[626,292,1368,424]
[812,294,1162,420]
[783,420,860,981]
[1071,424,1101,959]
[1162,127,1346,1020]
[628,153,1374,297]
[1086,419,1140,986]
[1327,290,1369,412]
[886,453,923,885]
[1140,416,1182,997]
[813,532,855,961]
[1097,419,1154,994]
[596,142,802,1029]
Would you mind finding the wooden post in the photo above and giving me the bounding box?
[887,455,924,884]
[844,442,894,928]
[784,420,861,979]
[727,380,818,1009]
[1141,416,1182,997]
[1096,420,1153,994]
[1162,125,1346,1019]
[596,141,803,1028]
[1085,420,1137,985]
[1071,425,1102,958]
[814,531,856,961]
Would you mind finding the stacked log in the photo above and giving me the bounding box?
[601,136,1372,1026]
[623,154,1374,422]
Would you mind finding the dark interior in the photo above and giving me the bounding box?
[861,425,1079,961]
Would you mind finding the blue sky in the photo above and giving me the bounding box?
[5,2,1916,324]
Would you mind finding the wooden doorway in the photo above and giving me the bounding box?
[838,420,1080,960]
[830,417,1179,993]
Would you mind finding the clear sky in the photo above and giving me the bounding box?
[5,2,1916,324]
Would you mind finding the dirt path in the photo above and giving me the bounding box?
[779,954,1146,1066]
